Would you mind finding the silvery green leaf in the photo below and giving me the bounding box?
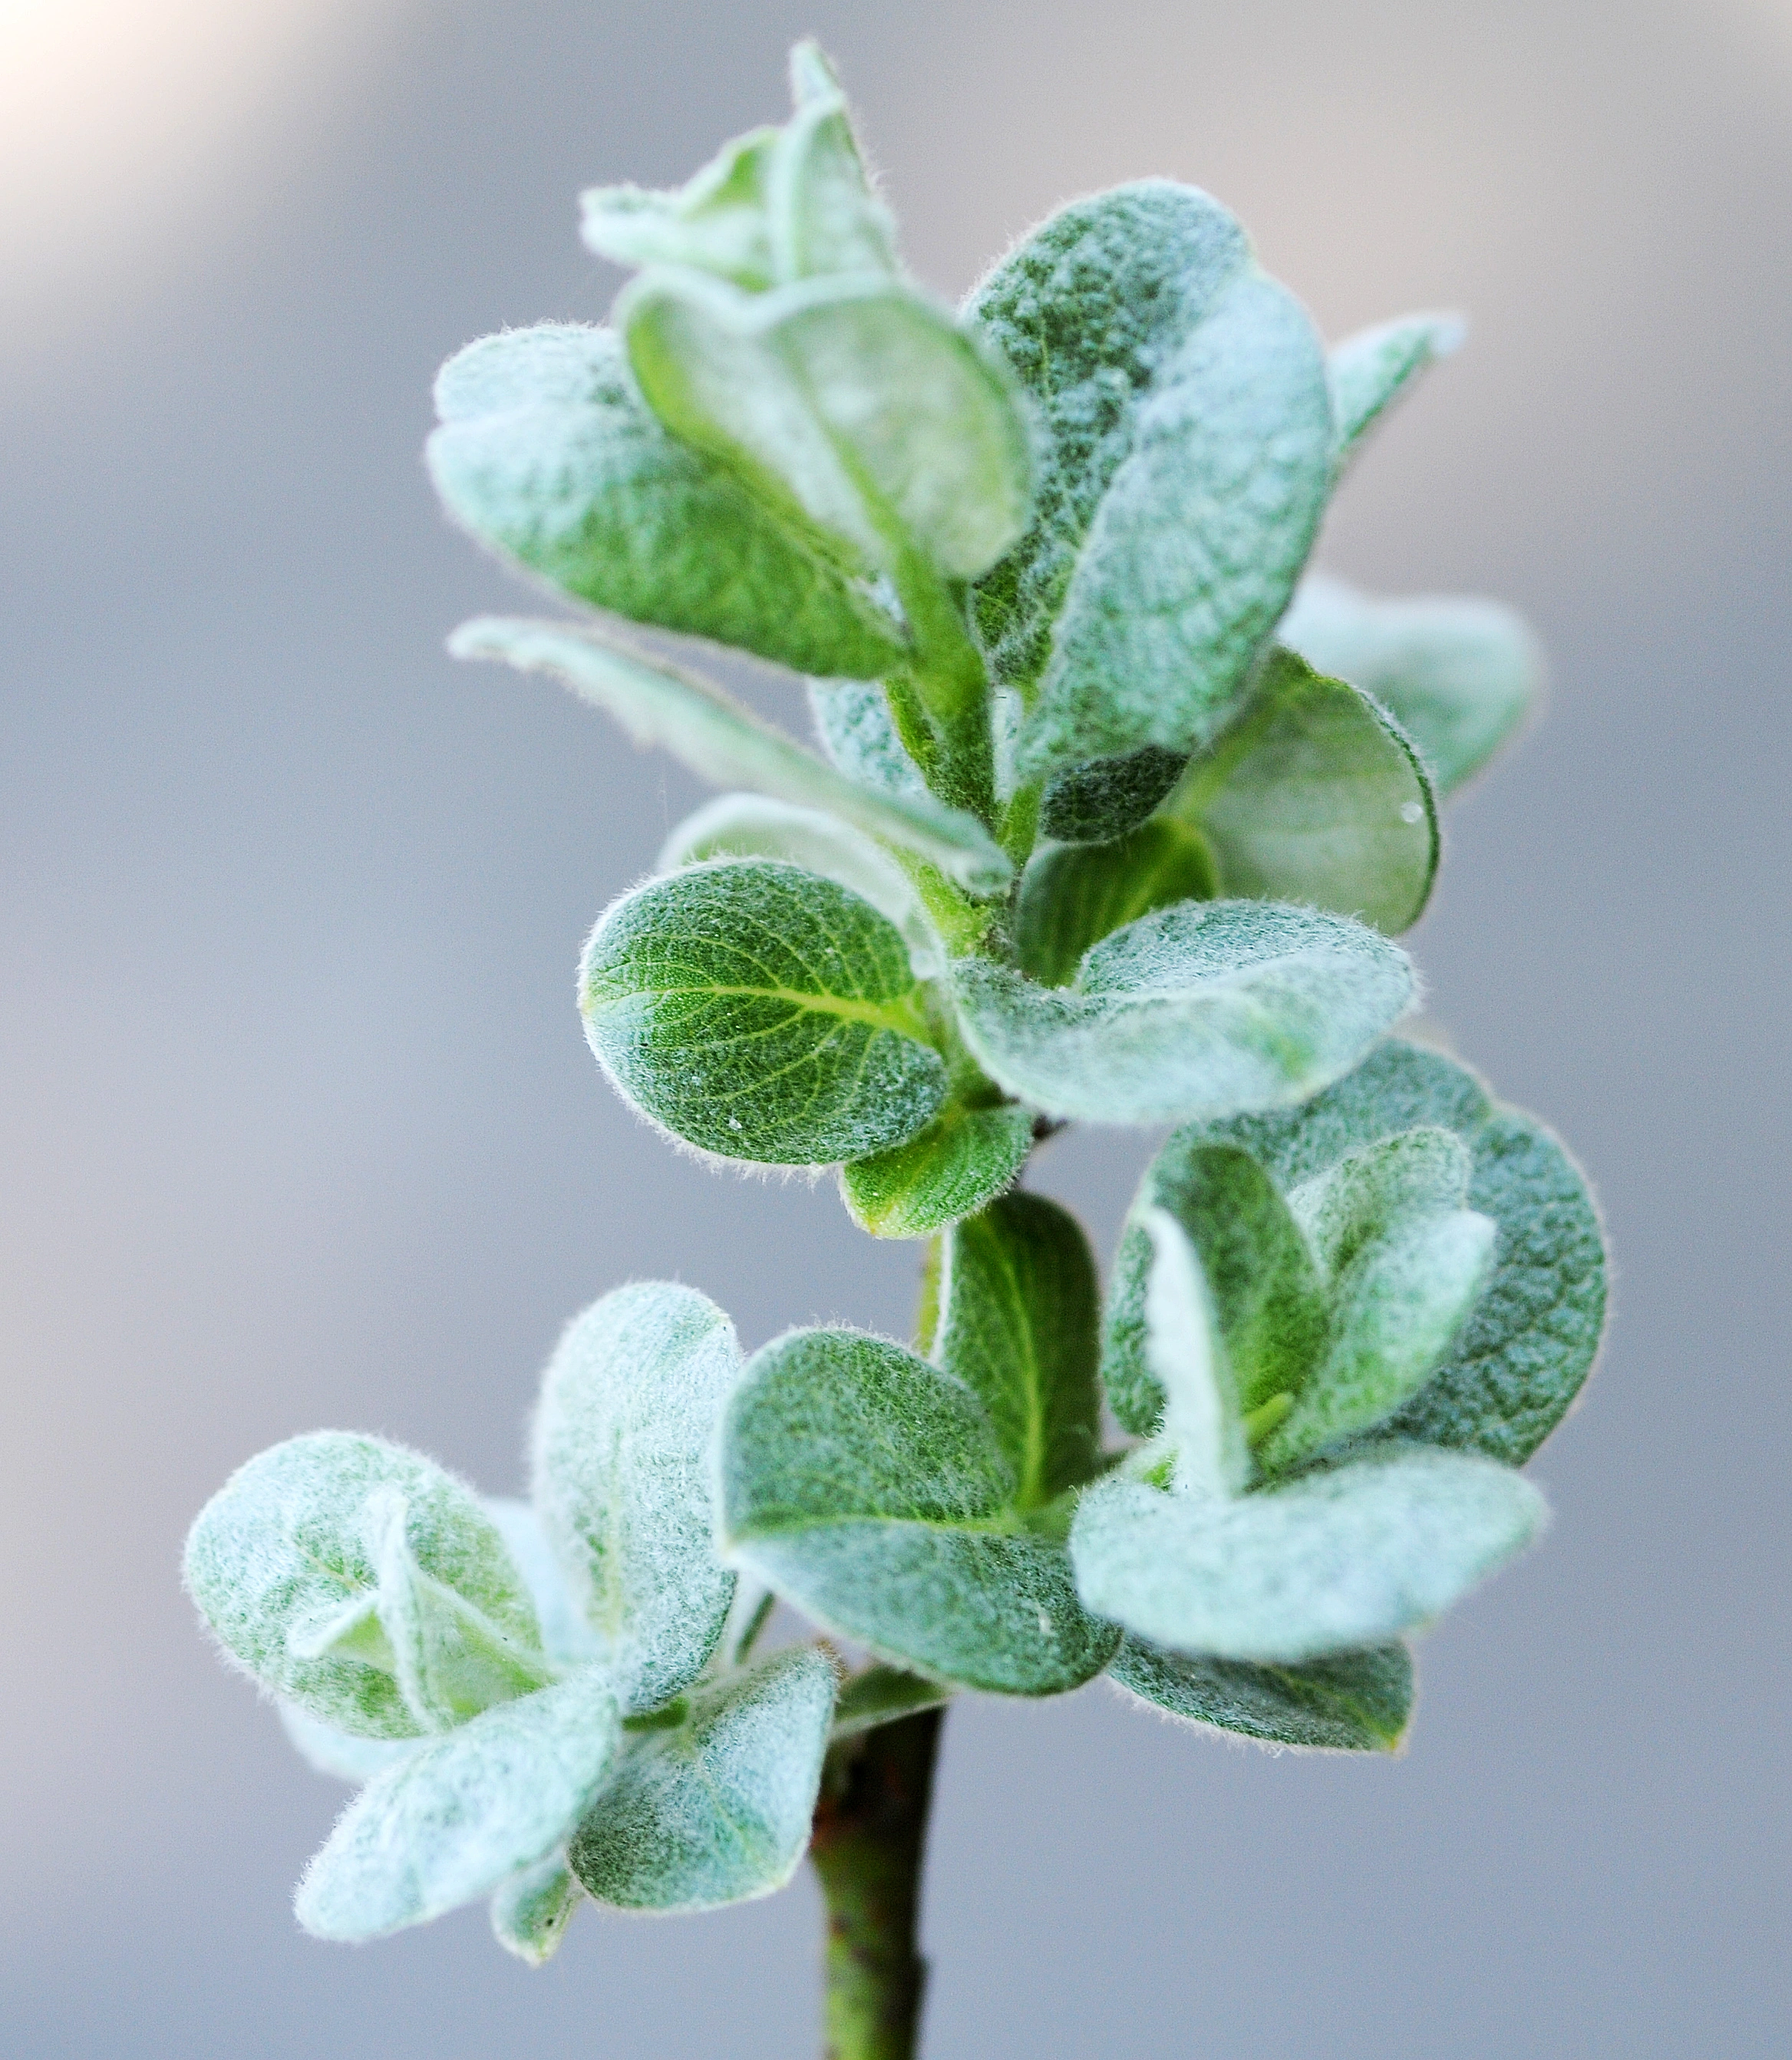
[1038,746,1188,843]
[1259,1209,1497,1474]
[581,860,948,1165]
[718,1329,1118,1695]
[1279,572,1540,793]
[569,1647,835,1913]
[621,268,1032,583]
[482,1497,602,1669]
[295,1670,621,1942]
[951,900,1414,1127]
[490,1852,582,1966]
[771,41,899,282]
[450,617,1011,893]
[1071,1449,1547,1664]
[531,1283,741,1714]
[831,1665,952,1741]
[1013,819,1216,987]
[1134,1204,1248,1500]
[935,1193,1103,1506]
[1328,313,1463,474]
[659,794,941,976]
[582,128,783,288]
[184,1432,546,1740]
[1161,646,1439,935]
[1196,1041,1608,1463]
[840,1103,1035,1237]
[1109,1634,1411,1751]
[278,1703,421,1786]
[1289,1125,1474,1279]
[808,677,929,800]
[966,182,1331,775]
[427,325,907,679]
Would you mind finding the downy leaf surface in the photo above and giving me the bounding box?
[531,1283,741,1713]
[450,616,1011,893]
[295,1670,621,1942]
[718,1329,1118,1694]
[840,1102,1035,1237]
[1279,572,1539,793]
[1014,819,1217,988]
[184,1432,547,1740]
[277,1704,421,1786]
[967,181,1333,777]
[427,324,907,678]
[808,677,930,801]
[952,899,1413,1127]
[490,1851,583,1966]
[1327,313,1463,474]
[934,1193,1104,1505]
[1071,1450,1546,1664]
[581,860,949,1164]
[1197,1040,1607,1464]
[1108,1634,1412,1751]
[831,1664,952,1740]
[569,1646,836,1912]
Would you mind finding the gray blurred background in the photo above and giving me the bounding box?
[3,1,1787,2052]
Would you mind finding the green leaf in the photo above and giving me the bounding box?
[1131,1203,1249,1500]
[490,1852,582,1966]
[1038,746,1188,843]
[1161,646,1439,935]
[660,794,940,976]
[1328,313,1463,473]
[951,900,1414,1127]
[295,1671,621,1942]
[1279,573,1539,793]
[1108,1634,1411,1751]
[277,1704,421,1786]
[450,616,1012,893]
[1196,1041,1608,1463]
[966,182,1332,776]
[1014,820,1217,987]
[1289,1125,1474,1278]
[621,268,1032,583]
[482,1497,602,1669]
[718,1328,1118,1695]
[580,860,949,1165]
[808,678,929,801]
[840,1103,1035,1237]
[184,1433,547,1740]
[1071,1449,1547,1664]
[531,1283,741,1714]
[1103,1141,1331,1444]
[569,1647,836,1913]
[935,1193,1104,1506]
[831,1665,952,1741]
[427,325,907,679]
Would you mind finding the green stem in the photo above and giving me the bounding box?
[809,1705,944,2060]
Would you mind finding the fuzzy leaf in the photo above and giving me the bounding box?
[1134,1204,1249,1500]
[966,182,1331,775]
[1014,820,1216,986]
[1328,313,1463,473]
[621,268,1031,583]
[1199,1041,1607,1463]
[1163,647,1438,934]
[581,860,949,1165]
[1108,1634,1411,1751]
[184,1433,546,1740]
[1259,1210,1497,1474]
[427,325,906,679]
[840,1103,1035,1237]
[660,794,940,976]
[483,1498,603,1669]
[1279,573,1539,793]
[490,1853,582,1966]
[450,616,1010,893]
[569,1647,835,1912]
[935,1193,1104,1506]
[295,1672,621,1943]
[808,678,929,800]
[718,1329,1118,1695]
[532,1283,741,1714]
[951,900,1413,1127]
[831,1665,952,1740]
[278,1704,421,1786]
[1289,1125,1474,1278]
[1071,1450,1546,1664]
[1038,745,1188,843]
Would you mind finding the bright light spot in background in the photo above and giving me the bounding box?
[0,0,405,345]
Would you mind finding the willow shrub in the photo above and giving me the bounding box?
[185,44,1605,2054]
